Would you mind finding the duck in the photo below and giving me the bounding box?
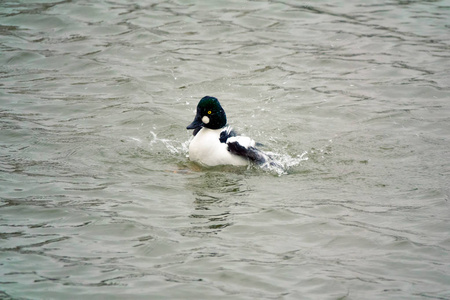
[186,96,272,167]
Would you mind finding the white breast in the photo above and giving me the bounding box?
[188,128,249,166]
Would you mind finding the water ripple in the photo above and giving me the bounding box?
[1,0,449,299]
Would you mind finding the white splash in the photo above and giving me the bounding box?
[149,131,186,155]
[261,150,309,176]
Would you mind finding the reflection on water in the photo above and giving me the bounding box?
[185,172,249,236]
[1,0,450,299]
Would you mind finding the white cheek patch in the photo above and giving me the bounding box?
[202,115,210,124]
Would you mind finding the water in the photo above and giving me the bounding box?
[1,0,449,299]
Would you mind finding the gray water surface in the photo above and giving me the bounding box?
[1,0,450,299]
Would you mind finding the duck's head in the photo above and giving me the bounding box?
[187,96,227,135]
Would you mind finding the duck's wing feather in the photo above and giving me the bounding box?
[220,126,270,165]
[227,140,267,164]
[219,126,237,143]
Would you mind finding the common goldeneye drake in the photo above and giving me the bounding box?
[186,96,272,167]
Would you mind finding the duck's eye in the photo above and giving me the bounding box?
[208,111,212,114]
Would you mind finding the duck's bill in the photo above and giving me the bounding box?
[186,116,203,130]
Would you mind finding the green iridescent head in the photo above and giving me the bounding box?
[187,96,227,133]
